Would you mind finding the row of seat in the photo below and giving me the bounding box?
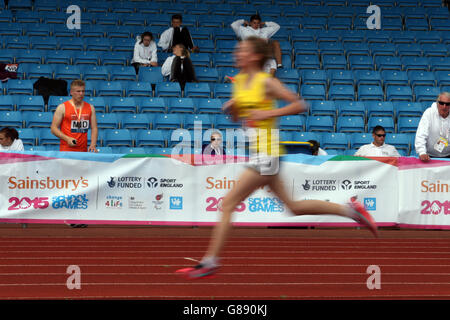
[1,107,422,134]
[14,127,418,155]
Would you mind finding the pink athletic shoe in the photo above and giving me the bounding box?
[348,196,379,238]
[175,264,219,280]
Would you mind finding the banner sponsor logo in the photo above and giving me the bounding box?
[8,197,49,211]
[170,196,183,210]
[148,177,183,188]
[52,194,88,210]
[107,177,142,189]
[364,198,377,211]
[300,179,377,192]
[421,200,450,215]
[153,194,163,210]
[8,176,88,191]
[248,197,284,213]
[128,196,147,210]
[105,195,123,209]
[421,180,450,193]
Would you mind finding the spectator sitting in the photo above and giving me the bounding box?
[131,31,158,74]
[0,127,24,151]
[161,43,197,90]
[158,14,199,53]
[231,14,283,68]
[355,125,400,157]
[203,131,225,156]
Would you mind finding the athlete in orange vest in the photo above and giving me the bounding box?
[51,80,98,152]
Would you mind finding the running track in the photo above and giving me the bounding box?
[0,224,449,299]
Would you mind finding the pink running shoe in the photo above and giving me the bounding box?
[348,196,379,237]
[175,264,219,280]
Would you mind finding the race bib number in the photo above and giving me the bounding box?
[71,119,89,133]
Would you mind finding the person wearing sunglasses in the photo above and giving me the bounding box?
[202,131,224,156]
[355,125,400,157]
[415,92,450,162]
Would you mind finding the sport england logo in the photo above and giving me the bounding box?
[170,196,183,210]
[147,177,183,188]
[341,180,352,190]
[364,198,376,211]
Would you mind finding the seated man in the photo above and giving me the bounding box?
[355,125,400,157]
[231,14,283,68]
[158,14,199,53]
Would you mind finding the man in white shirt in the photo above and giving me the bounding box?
[131,31,158,74]
[415,92,450,161]
[158,14,198,53]
[355,125,401,157]
[0,127,24,151]
[231,14,283,68]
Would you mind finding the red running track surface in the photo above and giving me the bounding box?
[0,224,450,300]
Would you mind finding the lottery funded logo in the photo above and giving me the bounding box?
[107,177,143,189]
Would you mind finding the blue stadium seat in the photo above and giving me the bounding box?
[429,57,450,72]
[414,86,440,102]
[294,54,320,70]
[358,84,384,101]
[85,96,107,113]
[422,43,448,58]
[276,69,301,85]
[328,85,355,101]
[354,70,382,87]
[17,128,37,146]
[435,71,450,88]
[214,114,241,129]
[279,115,305,131]
[125,82,152,97]
[386,85,413,101]
[0,96,15,111]
[310,100,336,119]
[293,42,319,56]
[29,36,58,51]
[344,42,370,57]
[96,113,120,129]
[100,52,129,66]
[336,116,365,133]
[23,111,53,128]
[184,82,211,99]
[44,50,72,65]
[215,40,237,53]
[322,55,347,70]
[365,101,395,119]
[336,101,366,119]
[155,82,182,97]
[301,69,327,87]
[195,68,219,83]
[81,65,109,81]
[154,113,183,130]
[15,95,45,112]
[167,98,195,113]
[291,132,322,144]
[136,97,166,113]
[367,116,395,133]
[184,114,213,130]
[350,132,372,149]
[119,113,151,130]
[196,98,223,114]
[23,64,53,80]
[0,111,22,128]
[213,83,232,99]
[137,68,163,85]
[397,117,420,133]
[103,129,133,147]
[385,133,411,154]
[381,70,409,87]
[58,37,85,51]
[397,43,422,58]
[321,132,349,150]
[6,79,34,95]
[117,147,146,154]
[402,56,430,72]
[96,81,123,97]
[408,71,437,88]
[396,102,424,119]
[135,129,166,148]
[370,42,396,58]
[306,116,334,132]
[54,65,82,81]
[108,66,136,81]
[328,70,353,86]
[106,97,136,113]
[349,55,374,71]
[375,56,402,71]
[36,128,60,146]
[211,53,234,68]
[300,84,326,101]
[16,49,43,64]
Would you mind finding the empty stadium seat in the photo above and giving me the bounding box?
[0,111,22,128]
